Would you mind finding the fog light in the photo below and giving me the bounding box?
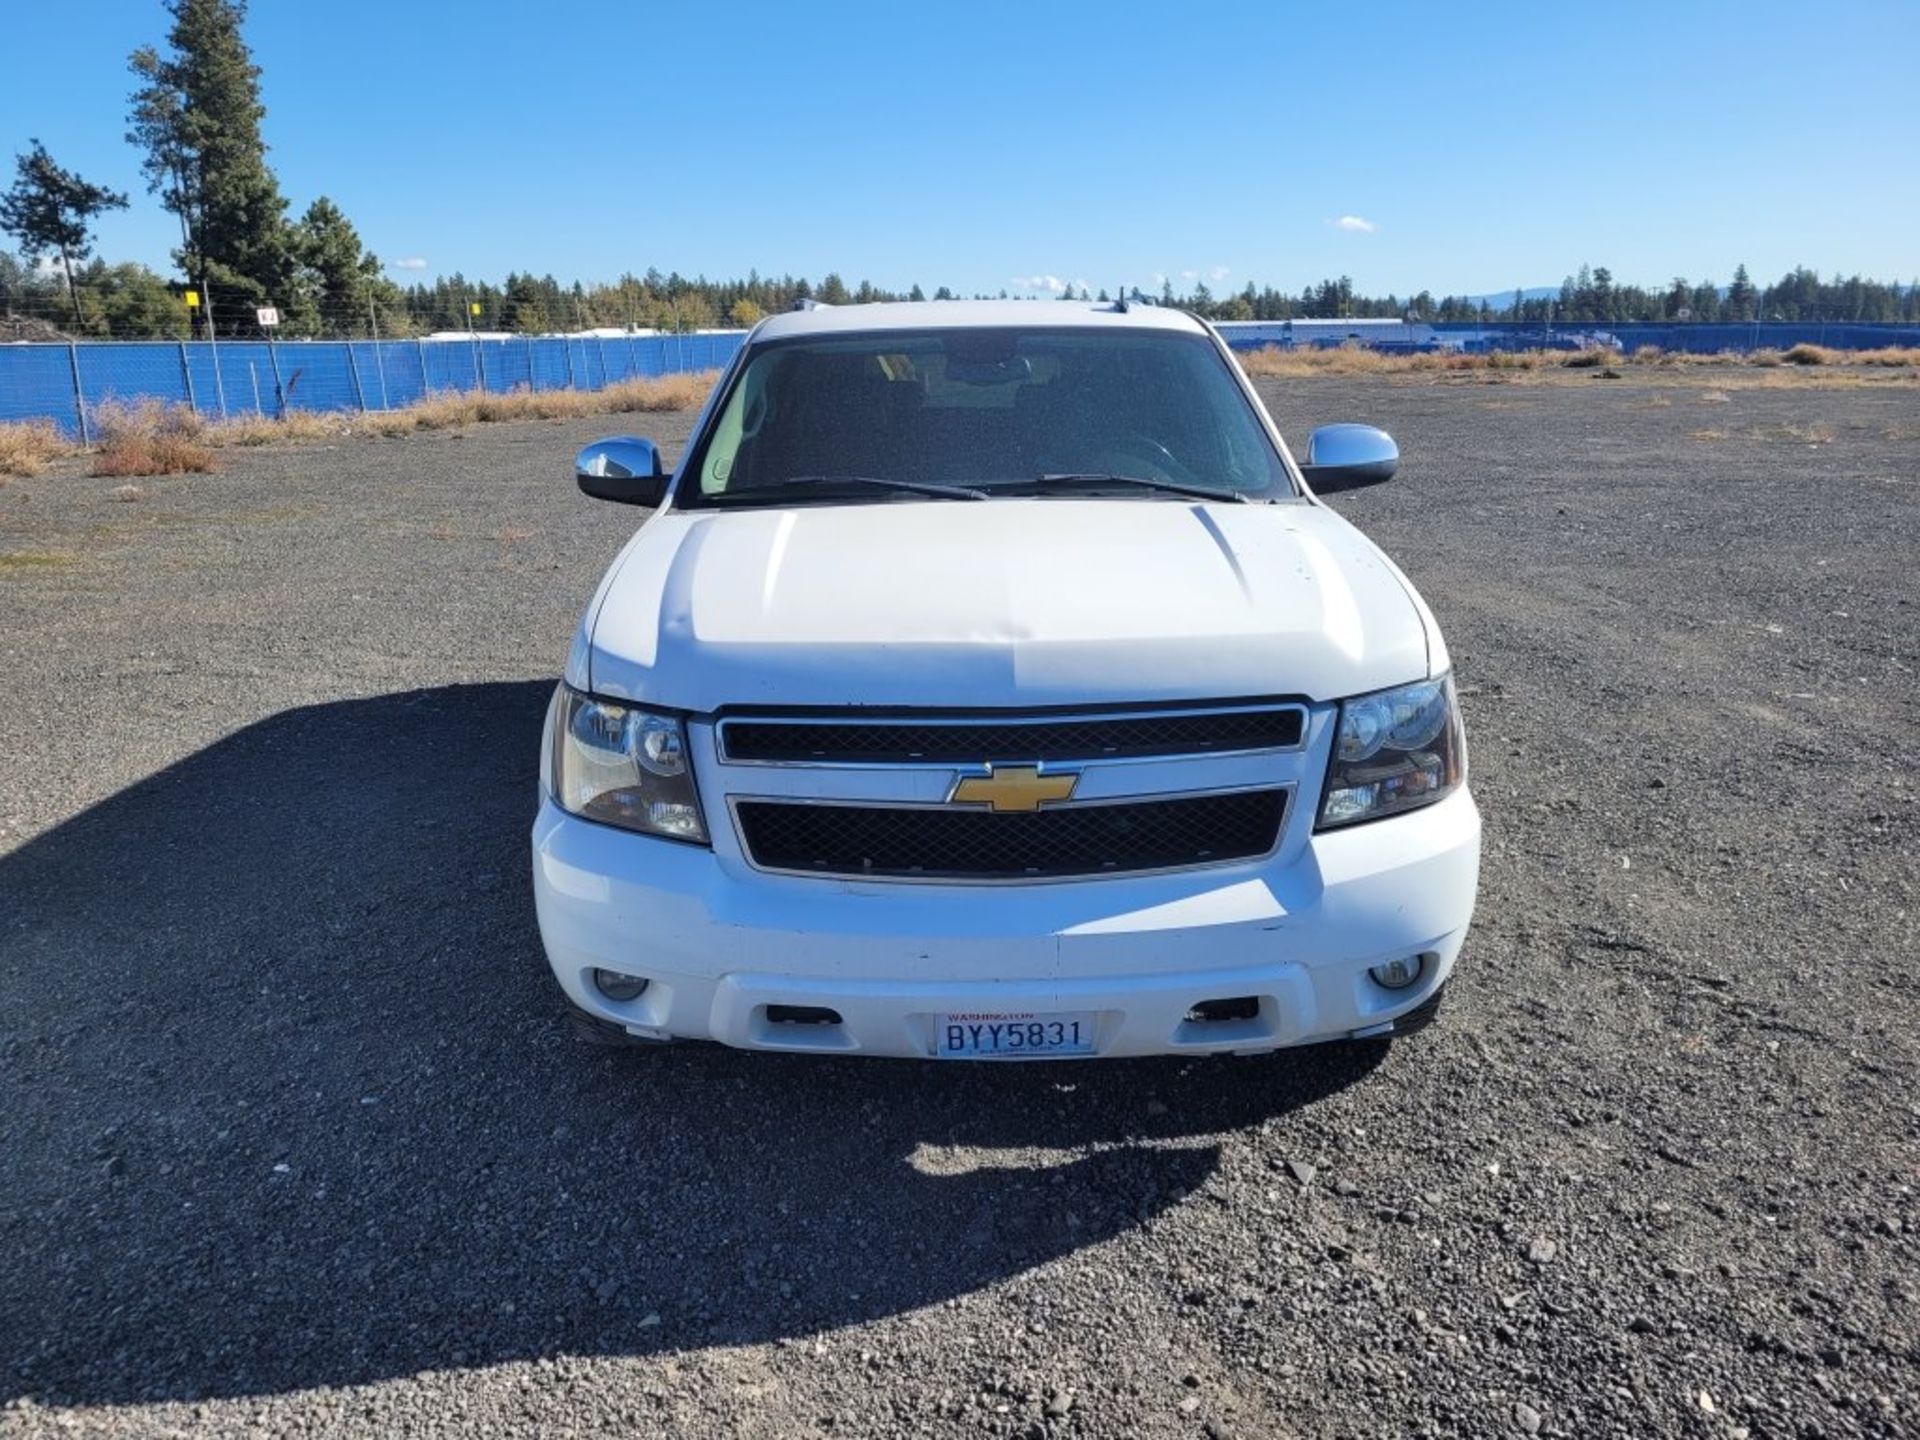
[592,968,650,1002]
[1368,955,1424,991]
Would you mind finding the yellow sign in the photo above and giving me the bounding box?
[949,765,1079,813]
[184,290,200,308]
[469,302,482,315]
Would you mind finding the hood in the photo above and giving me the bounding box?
[583,498,1431,711]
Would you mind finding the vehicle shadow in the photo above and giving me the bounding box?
[0,681,1381,1405]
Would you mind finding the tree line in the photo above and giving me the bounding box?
[9,250,1916,343]
[2,1,1916,341]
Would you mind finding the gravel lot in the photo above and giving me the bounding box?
[2,373,1915,1438]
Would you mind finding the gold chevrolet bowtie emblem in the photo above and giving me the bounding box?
[949,764,1079,813]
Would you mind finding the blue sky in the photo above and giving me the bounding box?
[5,0,1916,298]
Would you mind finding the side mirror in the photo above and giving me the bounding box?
[1300,424,1398,492]
[575,437,669,507]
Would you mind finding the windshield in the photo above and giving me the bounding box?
[681,326,1289,506]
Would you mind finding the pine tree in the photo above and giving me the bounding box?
[128,0,297,332]
[1591,266,1615,323]
[292,196,391,336]
[0,141,129,327]
[1726,264,1755,323]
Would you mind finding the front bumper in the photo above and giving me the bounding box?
[531,787,1480,1060]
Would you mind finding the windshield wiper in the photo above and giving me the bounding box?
[1027,473,1252,504]
[751,474,990,502]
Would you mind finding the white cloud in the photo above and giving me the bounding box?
[390,256,429,271]
[1332,215,1377,234]
[1011,273,1068,294]
[1167,266,1231,288]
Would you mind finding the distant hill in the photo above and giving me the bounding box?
[1457,286,1559,311]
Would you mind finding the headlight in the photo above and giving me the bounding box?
[1317,674,1466,829]
[546,684,708,843]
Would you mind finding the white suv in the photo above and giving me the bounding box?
[533,300,1478,1060]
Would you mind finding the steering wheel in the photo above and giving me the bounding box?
[1095,432,1202,486]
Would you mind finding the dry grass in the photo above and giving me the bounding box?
[0,549,78,573]
[1236,341,1920,388]
[1238,345,1550,378]
[1238,343,1653,379]
[374,372,716,436]
[1753,421,1837,444]
[1850,346,1920,367]
[4,371,719,474]
[89,401,219,477]
[0,420,69,478]
[1236,343,1631,378]
[210,410,343,446]
[1781,343,1838,365]
[92,433,218,477]
[1690,421,1839,445]
[110,483,145,502]
[1774,343,1919,368]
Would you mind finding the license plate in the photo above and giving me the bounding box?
[937,1011,1097,1059]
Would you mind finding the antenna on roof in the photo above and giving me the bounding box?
[1114,284,1127,314]
[792,297,828,312]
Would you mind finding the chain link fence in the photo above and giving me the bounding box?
[0,331,748,438]
[1213,320,1920,355]
[9,318,1920,437]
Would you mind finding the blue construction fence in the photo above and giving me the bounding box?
[1443,321,1920,354]
[10,319,1920,435]
[0,331,748,438]
[1217,320,1920,355]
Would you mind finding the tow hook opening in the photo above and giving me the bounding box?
[1173,994,1277,1049]
[766,1004,844,1027]
[1184,995,1261,1024]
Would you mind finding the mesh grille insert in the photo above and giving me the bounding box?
[721,708,1303,764]
[735,789,1286,880]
